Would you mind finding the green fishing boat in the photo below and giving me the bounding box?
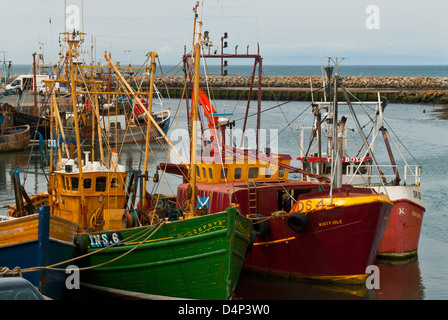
[76,206,252,299]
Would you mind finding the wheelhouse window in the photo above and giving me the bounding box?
[84,178,92,189]
[71,177,79,191]
[220,168,228,180]
[234,167,242,180]
[208,168,213,180]
[248,167,259,179]
[111,178,119,189]
[202,167,207,179]
[95,177,107,192]
[264,167,271,178]
[196,166,200,177]
[278,167,285,178]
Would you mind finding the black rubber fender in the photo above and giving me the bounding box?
[286,212,309,233]
[74,235,87,257]
[246,230,256,253]
[251,214,269,238]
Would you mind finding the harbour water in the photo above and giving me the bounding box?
[1,64,447,300]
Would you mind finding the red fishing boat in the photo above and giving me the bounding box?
[297,84,425,261]
[158,57,393,284]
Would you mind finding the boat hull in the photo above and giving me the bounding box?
[244,188,393,283]
[0,208,78,299]
[0,125,30,152]
[376,186,425,259]
[77,207,252,300]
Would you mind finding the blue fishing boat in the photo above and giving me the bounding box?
[0,173,78,300]
[0,206,78,299]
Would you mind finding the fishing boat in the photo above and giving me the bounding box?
[297,85,425,261]
[159,45,393,283]
[63,101,171,146]
[0,110,30,152]
[0,173,78,300]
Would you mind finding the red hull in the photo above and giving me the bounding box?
[245,193,392,282]
[176,182,392,283]
[377,198,425,258]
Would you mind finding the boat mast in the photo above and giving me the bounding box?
[142,52,157,209]
[67,31,88,226]
[326,57,344,189]
[187,1,202,218]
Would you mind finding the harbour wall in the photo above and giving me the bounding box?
[155,76,448,104]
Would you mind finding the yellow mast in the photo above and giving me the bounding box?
[187,3,202,218]
[142,52,157,209]
[67,31,87,227]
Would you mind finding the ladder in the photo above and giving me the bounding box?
[247,181,258,215]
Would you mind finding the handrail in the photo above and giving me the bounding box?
[345,164,421,186]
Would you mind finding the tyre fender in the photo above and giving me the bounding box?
[251,213,269,238]
[286,212,309,233]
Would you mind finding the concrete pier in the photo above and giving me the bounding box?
[155,75,448,104]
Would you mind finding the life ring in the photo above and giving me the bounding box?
[251,214,269,238]
[286,212,309,233]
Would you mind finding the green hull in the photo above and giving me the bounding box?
[78,207,252,300]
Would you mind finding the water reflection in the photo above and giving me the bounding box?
[234,259,424,300]
[375,259,424,300]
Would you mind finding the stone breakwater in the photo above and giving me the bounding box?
[156,76,448,103]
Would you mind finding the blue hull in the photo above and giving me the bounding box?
[0,208,75,299]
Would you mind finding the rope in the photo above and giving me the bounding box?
[0,220,166,276]
[248,210,289,224]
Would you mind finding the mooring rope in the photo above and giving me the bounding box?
[0,220,167,276]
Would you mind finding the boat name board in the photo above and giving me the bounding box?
[88,232,122,248]
[294,199,326,213]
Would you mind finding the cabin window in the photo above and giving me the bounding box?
[61,177,66,190]
[110,122,121,130]
[220,168,228,180]
[84,178,92,189]
[196,166,200,178]
[202,167,207,179]
[265,167,271,178]
[248,167,259,179]
[65,177,70,190]
[95,177,107,192]
[234,167,242,180]
[278,167,285,178]
[111,178,119,189]
[208,168,213,180]
[71,177,79,191]
[323,163,332,175]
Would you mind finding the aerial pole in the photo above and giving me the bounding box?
[32,52,37,117]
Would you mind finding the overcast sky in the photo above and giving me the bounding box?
[1,0,447,66]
